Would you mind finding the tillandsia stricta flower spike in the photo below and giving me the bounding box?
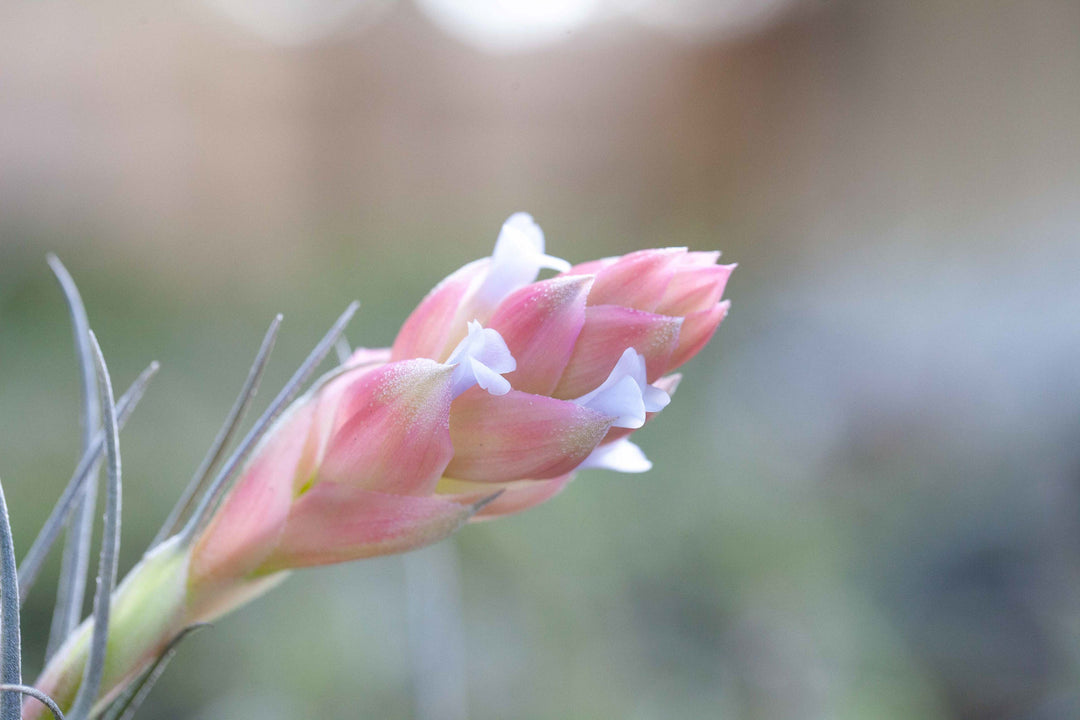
[30,213,733,716]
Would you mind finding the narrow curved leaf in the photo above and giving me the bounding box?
[181,302,358,544]
[100,624,209,720]
[0,478,22,720]
[68,332,122,720]
[152,316,282,547]
[0,685,63,720]
[45,254,103,661]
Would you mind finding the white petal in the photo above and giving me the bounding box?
[573,347,670,428]
[502,211,545,252]
[470,326,517,374]
[579,439,653,473]
[536,252,572,273]
[475,213,570,306]
[573,348,636,408]
[447,322,517,398]
[625,349,649,386]
[580,375,645,428]
[469,357,512,396]
[642,384,671,413]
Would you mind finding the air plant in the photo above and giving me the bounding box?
[2,213,734,718]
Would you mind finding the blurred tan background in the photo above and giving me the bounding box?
[2,1,1080,718]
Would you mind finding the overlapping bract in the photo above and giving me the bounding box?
[191,213,733,584]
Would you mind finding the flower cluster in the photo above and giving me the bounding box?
[191,213,734,587]
[27,213,733,718]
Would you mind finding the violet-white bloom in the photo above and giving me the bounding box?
[578,438,653,473]
[573,347,670,429]
[392,212,572,363]
[475,212,571,306]
[445,320,517,397]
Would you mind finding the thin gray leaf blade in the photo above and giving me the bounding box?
[151,315,282,547]
[68,332,122,720]
[45,254,100,484]
[0,685,64,720]
[0,478,22,720]
[181,301,358,544]
[334,335,352,364]
[100,624,209,720]
[45,254,104,660]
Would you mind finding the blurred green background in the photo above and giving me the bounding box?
[2,1,1080,718]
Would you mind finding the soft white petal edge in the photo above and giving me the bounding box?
[573,348,671,428]
[579,439,653,473]
[476,212,571,306]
